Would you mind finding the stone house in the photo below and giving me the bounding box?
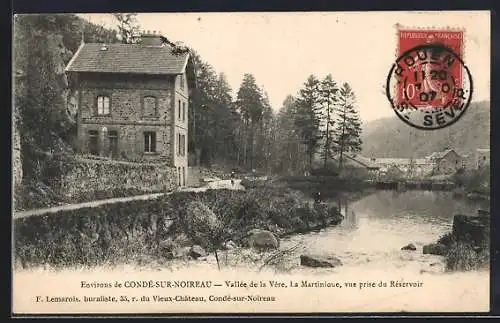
[427,149,465,175]
[64,32,196,187]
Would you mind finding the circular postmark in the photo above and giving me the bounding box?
[386,43,473,130]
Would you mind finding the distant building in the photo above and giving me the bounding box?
[384,164,405,180]
[370,157,432,179]
[426,149,465,175]
[476,148,490,170]
[330,153,380,179]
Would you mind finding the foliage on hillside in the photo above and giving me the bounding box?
[361,101,490,158]
[13,14,120,204]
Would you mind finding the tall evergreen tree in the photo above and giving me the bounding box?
[332,82,362,170]
[294,75,321,170]
[274,95,307,175]
[235,74,263,168]
[318,74,338,169]
[188,52,239,166]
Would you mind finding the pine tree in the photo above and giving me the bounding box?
[275,95,307,175]
[318,74,338,169]
[332,82,362,171]
[294,75,322,170]
[236,74,264,169]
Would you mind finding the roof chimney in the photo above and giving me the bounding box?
[141,30,163,46]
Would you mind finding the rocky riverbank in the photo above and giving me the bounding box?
[13,186,344,270]
[402,212,490,271]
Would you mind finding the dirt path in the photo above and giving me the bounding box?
[13,179,243,220]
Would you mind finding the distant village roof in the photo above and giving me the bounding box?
[65,43,190,75]
[426,149,460,160]
[372,158,428,166]
[332,154,380,170]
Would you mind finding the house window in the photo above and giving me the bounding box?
[180,75,185,90]
[144,132,156,153]
[182,134,186,156]
[177,133,181,156]
[178,166,182,186]
[182,167,186,186]
[178,100,181,120]
[97,95,110,115]
[177,133,187,156]
[143,96,157,117]
[108,131,118,158]
[182,102,186,122]
[88,130,99,155]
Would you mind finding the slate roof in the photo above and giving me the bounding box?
[65,43,189,75]
[426,149,462,160]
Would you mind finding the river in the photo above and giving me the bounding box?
[279,190,490,274]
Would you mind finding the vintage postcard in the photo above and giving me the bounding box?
[12,11,491,315]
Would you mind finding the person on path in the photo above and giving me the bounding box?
[230,170,235,186]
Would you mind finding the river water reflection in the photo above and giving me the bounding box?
[281,190,490,274]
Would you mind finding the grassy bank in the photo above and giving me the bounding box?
[434,229,490,272]
[13,187,343,270]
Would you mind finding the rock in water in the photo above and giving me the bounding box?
[300,254,343,268]
[423,243,448,256]
[189,245,207,259]
[401,243,417,251]
[247,230,279,251]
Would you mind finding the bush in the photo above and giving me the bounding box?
[445,241,490,271]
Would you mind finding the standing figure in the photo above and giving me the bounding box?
[230,170,235,186]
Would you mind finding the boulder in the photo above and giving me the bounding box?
[189,245,207,259]
[423,243,448,256]
[300,254,343,268]
[247,229,279,251]
[401,243,417,251]
[173,246,192,259]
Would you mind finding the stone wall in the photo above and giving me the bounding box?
[75,73,176,163]
[59,157,178,201]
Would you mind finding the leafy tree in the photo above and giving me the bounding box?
[113,13,140,44]
[318,74,338,169]
[332,82,362,170]
[294,75,322,170]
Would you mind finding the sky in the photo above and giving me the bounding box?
[79,11,490,123]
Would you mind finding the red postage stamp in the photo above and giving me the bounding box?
[386,27,473,130]
[397,29,464,107]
